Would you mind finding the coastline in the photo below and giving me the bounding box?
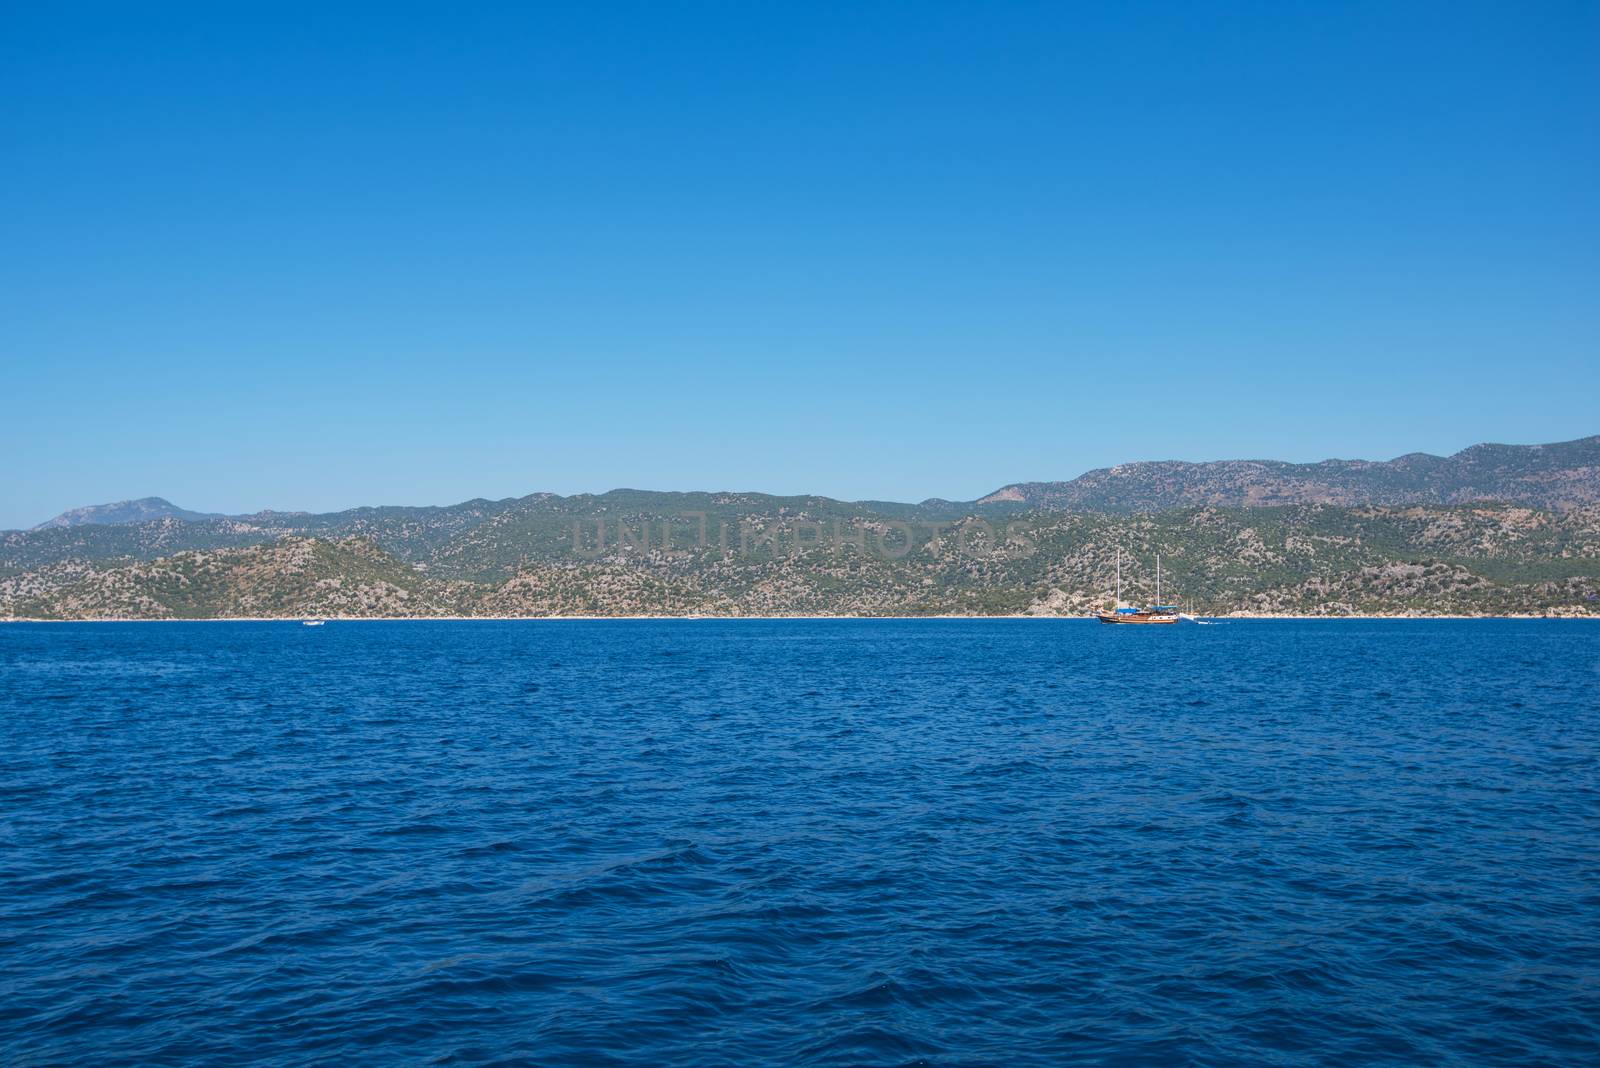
[4,613,1595,623]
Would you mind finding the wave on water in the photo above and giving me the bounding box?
[2,619,1597,1066]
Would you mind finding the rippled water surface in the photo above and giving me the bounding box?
[2,619,1598,1066]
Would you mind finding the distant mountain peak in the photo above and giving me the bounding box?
[33,497,221,531]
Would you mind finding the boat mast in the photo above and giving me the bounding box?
[1157,554,1161,606]
[1116,549,1122,607]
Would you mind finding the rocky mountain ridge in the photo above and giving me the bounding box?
[980,436,1600,512]
[27,435,1600,533]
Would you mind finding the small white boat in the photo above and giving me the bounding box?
[302,619,326,627]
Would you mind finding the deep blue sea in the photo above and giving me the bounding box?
[2,620,1598,1066]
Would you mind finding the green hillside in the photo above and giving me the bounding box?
[6,503,1597,619]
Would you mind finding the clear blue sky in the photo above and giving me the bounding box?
[3,2,1596,528]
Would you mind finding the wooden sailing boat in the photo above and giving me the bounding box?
[1096,550,1180,624]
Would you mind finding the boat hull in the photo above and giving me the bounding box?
[1096,612,1179,624]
